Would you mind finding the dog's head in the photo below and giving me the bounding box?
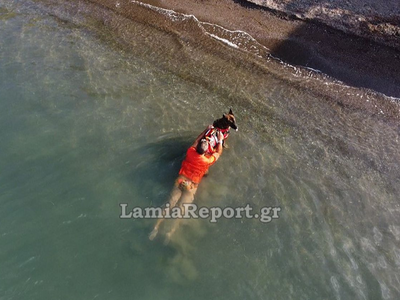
[223,108,238,131]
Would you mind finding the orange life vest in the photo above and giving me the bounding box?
[179,147,217,183]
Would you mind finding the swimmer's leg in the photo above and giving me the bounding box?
[149,181,182,240]
[164,187,197,244]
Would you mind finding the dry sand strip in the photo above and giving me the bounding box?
[138,0,400,99]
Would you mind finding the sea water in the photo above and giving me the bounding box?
[1,1,399,299]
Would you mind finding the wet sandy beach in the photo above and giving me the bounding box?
[135,0,400,101]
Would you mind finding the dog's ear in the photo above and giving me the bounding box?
[229,108,233,115]
[223,114,227,119]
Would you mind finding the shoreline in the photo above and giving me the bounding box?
[138,0,400,99]
[25,0,400,120]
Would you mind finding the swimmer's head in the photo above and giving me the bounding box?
[196,139,208,154]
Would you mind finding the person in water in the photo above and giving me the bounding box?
[149,126,224,242]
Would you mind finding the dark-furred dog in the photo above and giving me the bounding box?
[203,109,238,153]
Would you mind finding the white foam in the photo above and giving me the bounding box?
[305,66,322,73]
[131,0,269,57]
[131,0,199,23]
[206,33,239,49]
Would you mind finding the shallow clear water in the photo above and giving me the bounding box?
[1,1,400,300]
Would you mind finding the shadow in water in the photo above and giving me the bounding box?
[127,134,192,206]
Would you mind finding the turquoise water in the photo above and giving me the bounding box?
[1,1,400,300]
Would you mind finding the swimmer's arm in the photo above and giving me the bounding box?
[191,125,213,148]
[211,132,224,161]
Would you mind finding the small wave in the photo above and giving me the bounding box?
[206,33,239,49]
[131,0,270,58]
